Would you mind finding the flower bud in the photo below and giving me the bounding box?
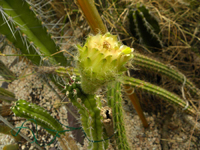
[77,32,134,94]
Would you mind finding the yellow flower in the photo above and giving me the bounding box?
[77,32,134,94]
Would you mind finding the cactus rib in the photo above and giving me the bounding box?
[121,76,197,116]
[133,53,200,98]
[11,99,64,136]
[107,82,131,150]
[65,76,108,150]
[129,4,163,52]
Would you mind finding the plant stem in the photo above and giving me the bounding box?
[107,82,131,150]
[76,0,107,34]
[0,87,16,103]
[122,76,197,116]
[123,85,149,128]
[0,60,16,82]
[133,52,200,98]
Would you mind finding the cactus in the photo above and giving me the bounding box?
[133,53,200,98]
[10,75,109,150]
[65,75,109,150]
[77,32,134,94]
[0,0,71,103]
[107,82,131,150]
[0,0,68,66]
[129,4,163,52]
[1,0,200,149]
[121,76,197,116]
[11,99,64,136]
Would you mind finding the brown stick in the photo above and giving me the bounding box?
[76,0,107,34]
[123,85,149,128]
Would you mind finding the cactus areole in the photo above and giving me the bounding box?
[77,32,134,94]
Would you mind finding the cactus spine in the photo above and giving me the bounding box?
[0,0,68,66]
[11,99,64,136]
[129,4,163,52]
[65,76,108,150]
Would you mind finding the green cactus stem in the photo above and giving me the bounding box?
[0,0,73,97]
[0,0,68,66]
[65,75,108,150]
[121,76,197,116]
[129,4,163,52]
[11,99,64,136]
[77,32,134,94]
[133,53,200,98]
[107,82,131,150]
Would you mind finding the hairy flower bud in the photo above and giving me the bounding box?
[77,32,134,94]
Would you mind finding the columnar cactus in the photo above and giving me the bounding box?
[11,99,64,136]
[133,53,200,98]
[129,4,163,52]
[77,32,134,94]
[122,76,197,116]
[65,76,108,150]
[107,82,131,150]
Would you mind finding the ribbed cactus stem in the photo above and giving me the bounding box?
[107,82,131,150]
[65,76,108,150]
[77,32,134,94]
[129,4,163,52]
[11,99,64,136]
[121,76,197,116]
[0,0,72,99]
[133,53,200,98]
